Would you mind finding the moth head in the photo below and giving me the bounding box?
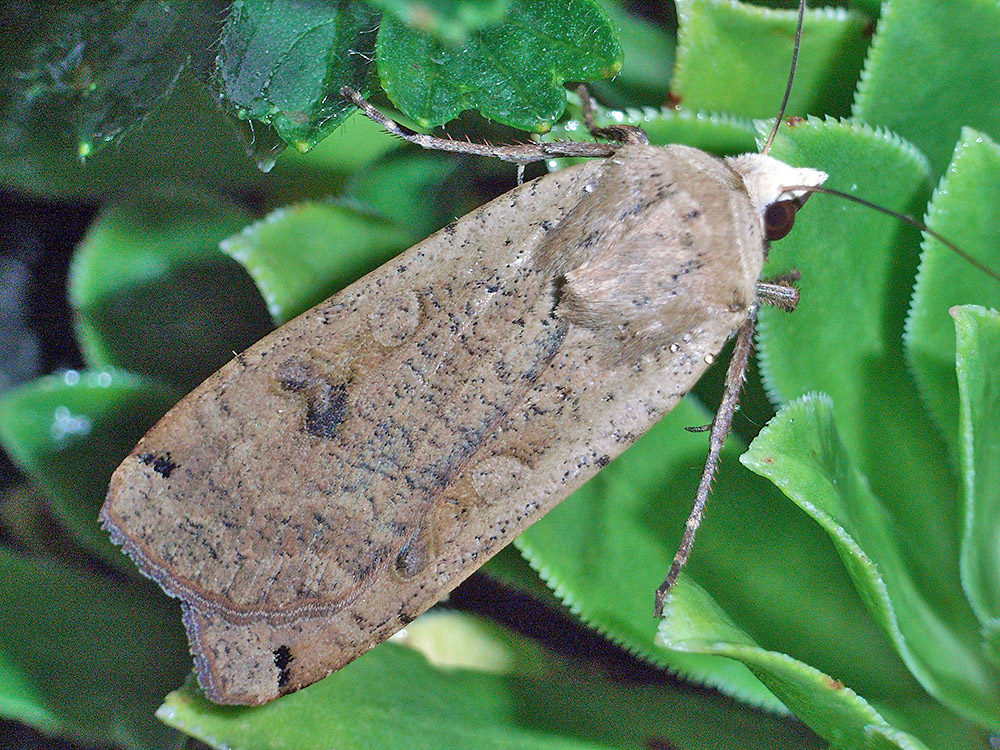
[725,153,828,242]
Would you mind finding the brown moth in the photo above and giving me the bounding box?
[101,6,825,705]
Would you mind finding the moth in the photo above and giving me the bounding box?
[101,2,826,705]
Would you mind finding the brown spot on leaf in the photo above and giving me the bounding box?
[824,675,845,691]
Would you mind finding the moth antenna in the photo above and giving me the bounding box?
[655,311,757,616]
[784,183,1000,283]
[761,0,807,156]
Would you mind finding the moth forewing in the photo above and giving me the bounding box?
[101,136,822,703]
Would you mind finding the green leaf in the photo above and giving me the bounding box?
[220,200,413,325]
[0,369,179,573]
[536,105,961,736]
[0,549,190,750]
[369,0,512,42]
[376,0,622,132]
[0,21,411,200]
[671,0,870,120]
[516,398,921,716]
[853,0,1000,178]
[0,67,402,201]
[905,129,1000,464]
[216,0,380,151]
[953,306,1000,664]
[1,2,221,158]
[159,609,822,750]
[846,0,883,18]
[482,544,567,605]
[759,118,969,611]
[0,73,260,199]
[69,188,273,394]
[742,395,1000,730]
[657,577,939,750]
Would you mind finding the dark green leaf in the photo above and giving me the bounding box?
[272,104,403,194]
[216,0,379,151]
[846,0,883,18]
[0,73,267,199]
[376,0,622,132]
[0,369,179,572]
[1,2,221,158]
[69,189,272,394]
[369,0,511,42]
[953,306,1000,664]
[0,549,190,750]
[0,65,404,201]
[853,0,1000,178]
[671,0,870,119]
[905,129,1000,464]
[0,482,86,563]
[742,395,1000,730]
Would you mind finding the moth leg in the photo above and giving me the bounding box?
[654,309,758,616]
[574,84,650,145]
[756,282,799,311]
[340,86,617,164]
[757,269,802,311]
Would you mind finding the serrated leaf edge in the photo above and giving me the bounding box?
[850,0,900,120]
[900,129,981,461]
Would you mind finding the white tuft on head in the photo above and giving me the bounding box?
[725,153,827,214]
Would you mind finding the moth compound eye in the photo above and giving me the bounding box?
[763,199,799,241]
